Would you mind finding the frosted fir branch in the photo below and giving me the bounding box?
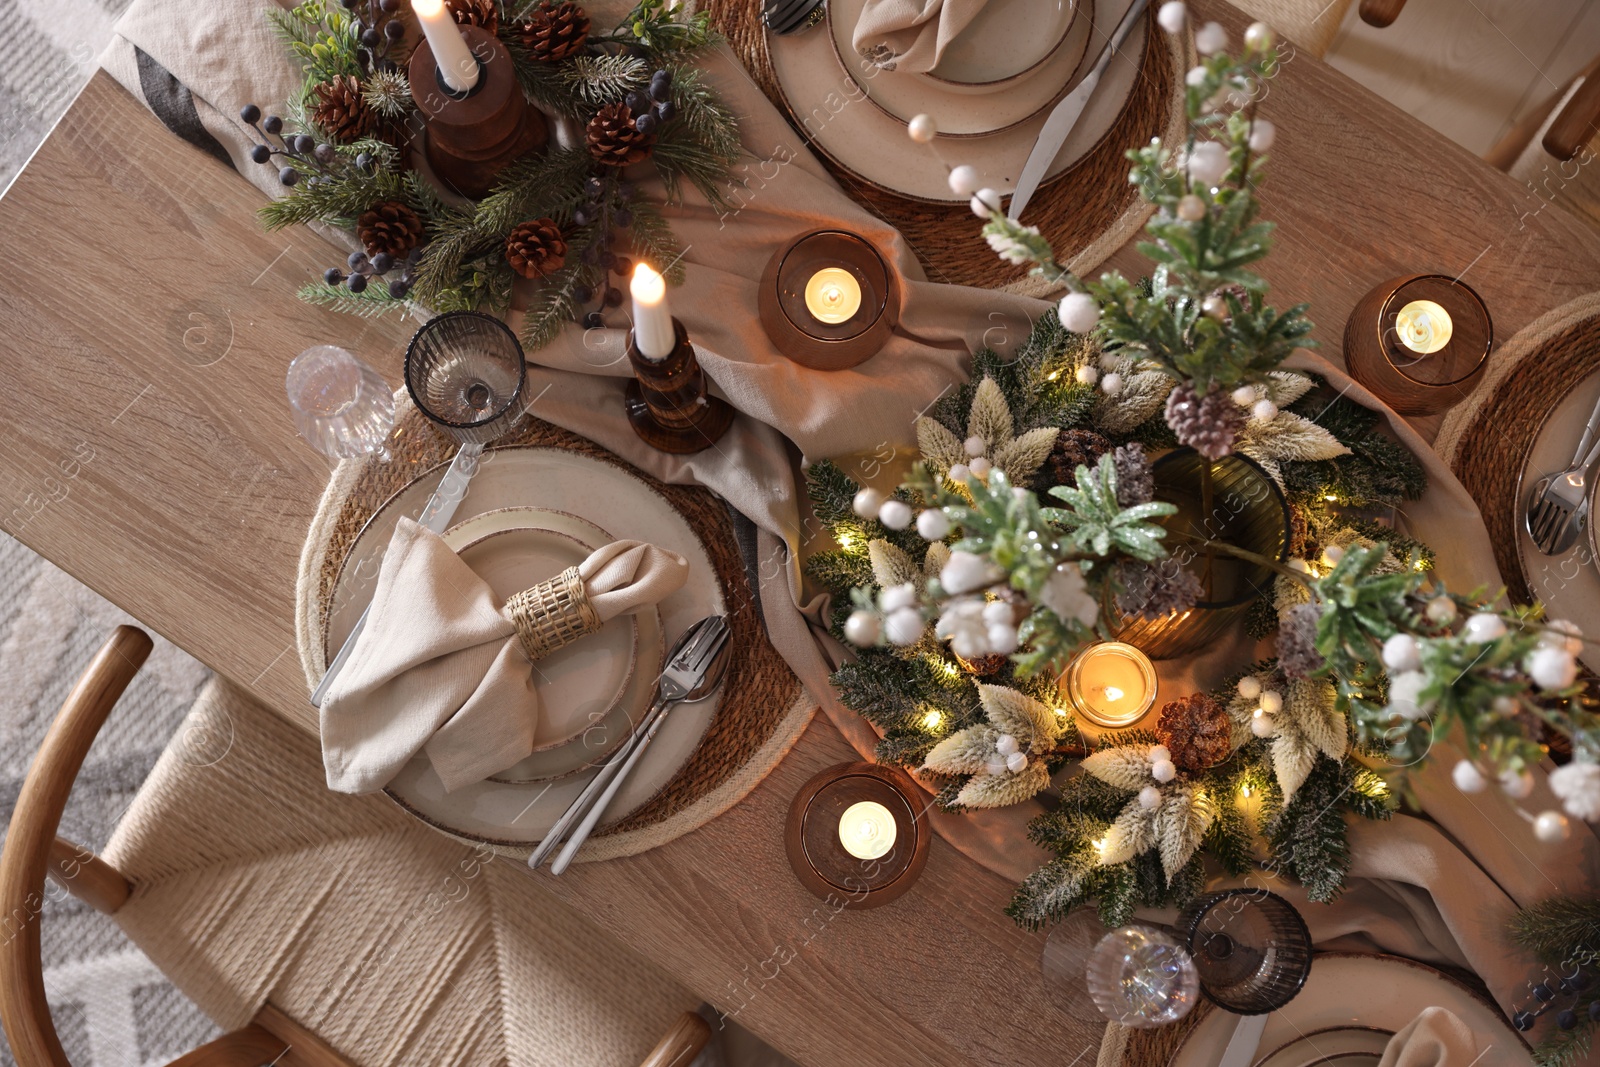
[558,54,650,107]
[296,281,417,318]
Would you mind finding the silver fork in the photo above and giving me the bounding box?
[526,615,728,871]
[1527,437,1600,555]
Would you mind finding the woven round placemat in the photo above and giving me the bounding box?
[294,395,815,862]
[1434,292,1600,602]
[1098,999,1217,1067]
[707,0,1187,292]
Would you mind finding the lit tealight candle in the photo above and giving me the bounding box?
[803,267,863,325]
[838,800,897,860]
[412,0,480,93]
[630,262,677,361]
[1394,299,1453,356]
[1063,642,1157,728]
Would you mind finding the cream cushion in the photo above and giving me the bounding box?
[101,679,698,1067]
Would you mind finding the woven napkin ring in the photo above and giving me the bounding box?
[506,567,603,661]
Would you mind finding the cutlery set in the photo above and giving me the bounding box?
[1526,392,1600,556]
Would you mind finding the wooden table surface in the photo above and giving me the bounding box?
[3,3,1599,1064]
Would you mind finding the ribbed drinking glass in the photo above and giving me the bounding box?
[286,345,396,461]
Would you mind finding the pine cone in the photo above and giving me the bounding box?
[1287,504,1309,559]
[517,0,590,61]
[1157,694,1232,772]
[357,201,424,258]
[1115,559,1204,621]
[586,101,653,167]
[311,75,375,144]
[1039,429,1113,489]
[505,217,567,278]
[1165,382,1246,461]
[446,0,498,31]
[1111,443,1154,506]
[1277,602,1326,680]
[956,653,1010,678]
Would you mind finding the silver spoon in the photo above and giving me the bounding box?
[548,627,732,875]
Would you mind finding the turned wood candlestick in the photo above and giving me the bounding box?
[408,24,547,200]
[624,318,735,454]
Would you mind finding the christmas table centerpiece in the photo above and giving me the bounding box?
[807,8,1600,927]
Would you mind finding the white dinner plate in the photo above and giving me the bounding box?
[1169,955,1527,1067]
[1513,365,1600,675]
[769,0,1149,201]
[828,0,1088,134]
[438,507,665,783]
[325,445,724,846]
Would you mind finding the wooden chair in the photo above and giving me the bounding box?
[1482,50,1600,231]
[1226,0,1402,61]
[0,626,713,1067]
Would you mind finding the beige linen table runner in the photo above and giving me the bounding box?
[103,0,1599,1020]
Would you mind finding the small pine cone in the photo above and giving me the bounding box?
[1039,428,1113,489]
[311,75,375,144]
[517,0,590,61]
[357,200,424,258]
[1277,602,1326,680]
[956,653,1010,678]
[1111,442,1154,506]
[1165,382,1246,461]
[586,101,653,166]
[1114,559,1204,621]
[505,217,567,278]
[446,0,498,31]
[1157,693,1232,772]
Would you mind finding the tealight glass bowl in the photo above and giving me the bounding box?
[1344,274,1492,416]
[759,230,899,370]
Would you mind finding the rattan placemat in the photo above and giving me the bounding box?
[707,0,1187,292]
[294,395,814,861]
[1435,292,1600,602]
[1101,999,1217,1067]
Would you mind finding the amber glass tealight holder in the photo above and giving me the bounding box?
[1062,642,1158,728]
[1344,274,1492,416]
[785,762,929,909]
[758,230,900,371]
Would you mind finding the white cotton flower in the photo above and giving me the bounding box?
[1151,759,1177,782]
[917,508,951,541]
[940,550,1001,595]
[987,624,1019,654]
[1463,613,1507,643]
[1038,562,1099,627]
[1058,291,1102,333]
[1528,646,1579,691]
[982,600,1014,625]
[880,583,918,613]
[1550,761,1600,822]
[1386,670,1433,721]
[1101,372,1124,396]
[1237,676,1262,700]
[1148,744,1171,764]
[1075,364,1100,386]
[885,607,925,646]
[1139,785,1162,809]
[1381,634,1422,673]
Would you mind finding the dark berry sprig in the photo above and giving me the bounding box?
[627,68,675,135]
[322,243,422,299]
[239,103,382,187]
[343,0,406,75]
[1511,964,1599,1036]
[566,174,652,327]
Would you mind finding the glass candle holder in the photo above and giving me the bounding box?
[1062,642,1157,728]
[1177,889,1313,1014]
[784,762,929,909]
[1344,274,1492,416]
[758,230,900,370]
[1084,925,1201,1029]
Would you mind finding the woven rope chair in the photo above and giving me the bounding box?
[1226,0,1401,60]
[0,626,713,1067]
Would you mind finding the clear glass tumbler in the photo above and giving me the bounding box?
[286,345,396,461]
[1084,925,1201,1028]
[403,312,526,446]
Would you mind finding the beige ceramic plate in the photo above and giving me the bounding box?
[922,0,1079,92]
[439,507,665,783]
[1513,366,1600,675]
[771,0,1146,199]
[1168,955,1525,1067]
[828,0,1089,135]
[1252,1027,1393,1067]
[325,446,722,846]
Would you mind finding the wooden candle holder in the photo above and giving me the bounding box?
[624,318,735,453]
[784,762,930,910]
[408,25,547,200]
[1343,274,1492,417]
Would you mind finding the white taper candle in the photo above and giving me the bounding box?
[412,0,480,93]
[630,263,676,361]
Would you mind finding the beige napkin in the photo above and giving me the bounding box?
[320,517,687,795]
[1378,1007,1499,1067]
[852,0,986,72]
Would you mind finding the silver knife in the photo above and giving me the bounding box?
[1009,0,1151,221]
[1216,1013,1269,1067]
[309,441,485,707]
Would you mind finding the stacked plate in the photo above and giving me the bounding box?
[1167,954,1524,1067]
[325,447,724,847]
[768,0,1148,201]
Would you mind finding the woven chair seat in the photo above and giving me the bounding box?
[1229,0,1353,59]
[99,679,698,1067]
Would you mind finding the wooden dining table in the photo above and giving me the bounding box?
[2,2,1598,1064]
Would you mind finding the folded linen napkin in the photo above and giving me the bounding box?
[1378,1007,1508,1067]
[852,0,986,72]
[320,517,687,794]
